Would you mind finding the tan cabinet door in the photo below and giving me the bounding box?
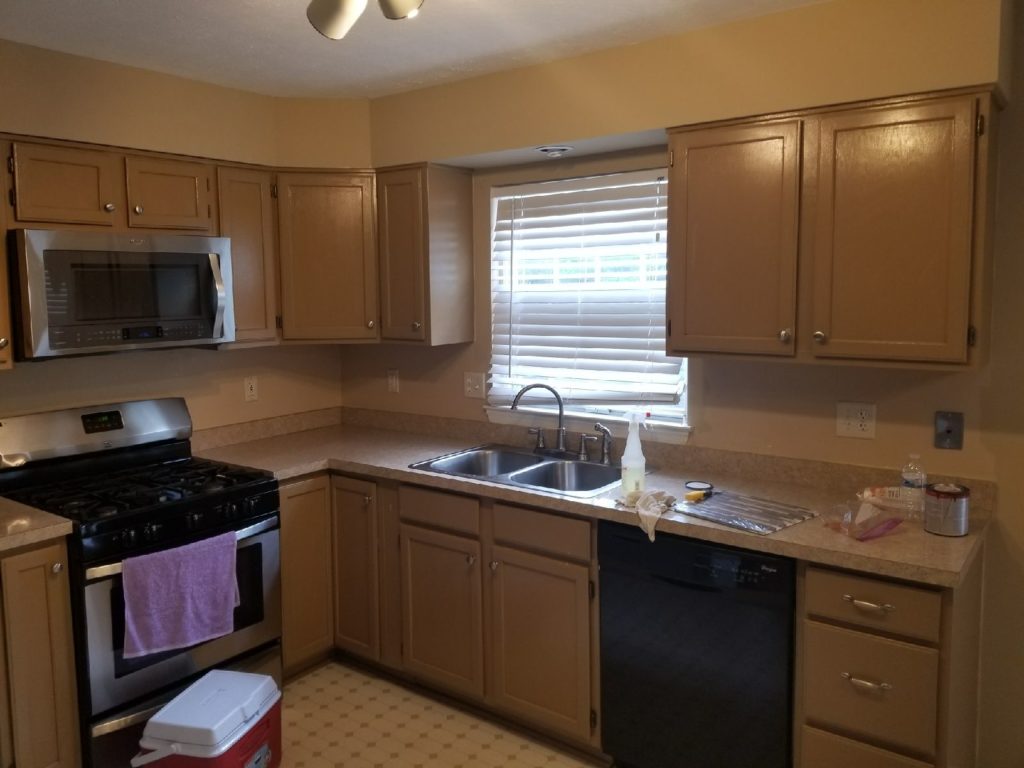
[667,120,801,355]
[1,541,79,768]
[377,167,427,341]
[488,545,592,741]
[810,97,977,362]
[399,523,484,698]
[11,142,123,226]
[280,475,334,677]
[278,172,378,340]
[332,476,380,661]
[0,187,11,370]
[126,156,213,231]
[217,167,279,342]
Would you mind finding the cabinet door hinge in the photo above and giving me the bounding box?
[271,183,279,199]
[275,315,283,330]
[666,318,672,338]
[589,580,595,600]
[976,113,986,137]
[668,149,674,168]
[8,188,15,208]
[590,709,598,730]
[207,203,212,217]
[6,155,13,173]
[967,325,977,347]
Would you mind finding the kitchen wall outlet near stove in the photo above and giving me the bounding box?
[244,376,258,402]
[836,401,876,438]
[464,372,485,399]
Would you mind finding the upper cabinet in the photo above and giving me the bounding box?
[125,156,214,231]
[9,142,124,226]
[376,164,474,346]
[810,97,977,363]
[667,120,801,356]
[0,164,11,372]
[7,141,216,233]
[666,91,992,367]
[277,172,378,341]
[217,167,279,343]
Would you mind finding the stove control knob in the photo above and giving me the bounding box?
[121,529,137,548]
[227,502,239,519]
[142,523,163,542]
[244,497,258,514]
[188,511,204,529]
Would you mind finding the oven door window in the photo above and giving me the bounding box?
[108,542,265,677]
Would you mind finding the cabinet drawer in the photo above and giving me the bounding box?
[399,485,479,535]
[493,504,590,562]
[805,567,941,642]
[801,726,933,768]
[803,621,938,757]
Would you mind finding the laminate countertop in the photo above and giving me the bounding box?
[0,497,73,554]
[201,424,986,589]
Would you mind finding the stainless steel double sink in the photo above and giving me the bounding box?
[409,445,622,498]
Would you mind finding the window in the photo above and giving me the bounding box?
[489,168,687,427]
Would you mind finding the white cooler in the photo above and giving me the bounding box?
[130,670,282,768]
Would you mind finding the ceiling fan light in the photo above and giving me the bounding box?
[307,0,369,39]
[378,0,424,21]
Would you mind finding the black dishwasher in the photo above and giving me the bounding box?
[598,521,795,768]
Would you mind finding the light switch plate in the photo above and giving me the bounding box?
[387,369,400,393]
[836,401,876,438]
[464,372,485,399]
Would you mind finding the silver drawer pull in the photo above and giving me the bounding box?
[490,561,499,572]
[841,671,893,692]
[466,555,476,566]
[842,594,895,613]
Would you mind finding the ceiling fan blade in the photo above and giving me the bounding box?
[378,0,424,21]
[307,0,369,39]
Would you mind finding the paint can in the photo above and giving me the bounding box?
[924,483,970,537]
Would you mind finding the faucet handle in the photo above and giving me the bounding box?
[594,422,614,465]
[527,427,546,450]
[577,434,599,461]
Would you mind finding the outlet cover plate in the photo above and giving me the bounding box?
[244,376,258,402]
[935,410,964,449]
[836,401,876,439]
[387,369,400,394]
[464,372,485,399]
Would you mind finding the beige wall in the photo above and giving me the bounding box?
[370,0,1005,166]
[0,39,372,167]
[0,345,343,430]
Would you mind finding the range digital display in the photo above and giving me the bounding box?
[82,410,125,434]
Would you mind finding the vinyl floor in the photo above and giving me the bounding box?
[281,662,603,768]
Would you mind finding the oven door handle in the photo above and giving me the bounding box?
[209,252,227,340]
[84,517,278,582]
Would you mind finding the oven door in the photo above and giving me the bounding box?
[82,518,281,718]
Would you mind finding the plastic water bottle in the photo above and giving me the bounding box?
[900,454,927,520]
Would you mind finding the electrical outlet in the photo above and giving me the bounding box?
[836,401,876,438]
[387,369,400,393]
[244,376,258,402]
[935,410,964,449]
[464,372,485,399]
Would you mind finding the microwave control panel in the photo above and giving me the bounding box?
[49,321,212,350]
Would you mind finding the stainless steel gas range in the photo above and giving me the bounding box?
[0,398,282,768]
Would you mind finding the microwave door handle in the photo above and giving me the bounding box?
[209,252,227,340]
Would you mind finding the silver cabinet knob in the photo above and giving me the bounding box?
[103,203,116,212]
[51,562,63,574]
[490,561,499,572]
[363,495,372,506]
[778,328,792,343]
[466,554,476,566]
[0,337,8,350]
[133,205,144,215]
[411,321,422,331]
[813,331,827,344]
[367,320,375,329]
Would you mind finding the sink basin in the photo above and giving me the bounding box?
[410,445,621,498]
[421,447,544,477]
[508,460,621,494]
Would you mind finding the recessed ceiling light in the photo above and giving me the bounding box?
[536,145,574,159]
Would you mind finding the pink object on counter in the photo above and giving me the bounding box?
[123,532,239,659]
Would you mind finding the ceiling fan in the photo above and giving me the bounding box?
[307,0,425,40]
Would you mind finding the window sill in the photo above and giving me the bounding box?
[484,405,691,446]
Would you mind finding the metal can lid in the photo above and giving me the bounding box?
[926,482,970,498]
[685,480,714,492]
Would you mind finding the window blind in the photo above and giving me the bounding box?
[489,169,686,421]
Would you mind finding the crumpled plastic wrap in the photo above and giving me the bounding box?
[617,490,677,541]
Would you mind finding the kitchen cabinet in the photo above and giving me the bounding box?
[0,540,79,768]
[277,172,378,341]
[0,171,11,371]
[331,475,380,661]
[488,504,593,742]
[280,475,334,677]
[376,164,474,345]
[398,485,484,698]
[217,167,279,343]
[667,120,801,356]
[8,141,124,226]
[798,561,982,767]
[666,91,993,366]
[125,156,214,231]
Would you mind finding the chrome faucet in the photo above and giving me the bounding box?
[511,383,567,452]
[594,422,613,465]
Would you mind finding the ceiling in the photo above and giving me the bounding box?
[0,0,826,99]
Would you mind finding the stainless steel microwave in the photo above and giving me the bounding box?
[10,229,235,359]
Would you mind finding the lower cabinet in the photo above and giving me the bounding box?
[331,476,380,661]
[280,475,334,676]
[0,540,79,768]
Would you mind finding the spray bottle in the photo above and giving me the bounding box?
[621,411,647,494]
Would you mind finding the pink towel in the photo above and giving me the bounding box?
[123,532,240,659]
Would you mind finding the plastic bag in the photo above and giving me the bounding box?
[824,498,905,541]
